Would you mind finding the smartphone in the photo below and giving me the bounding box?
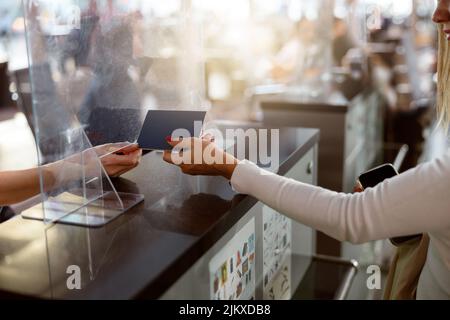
[358,163,398,189]
[358,163,421,246]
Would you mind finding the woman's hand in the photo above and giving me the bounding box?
[162,137,238,180]
[0,143,142,206]
[58,143,143,180]
[353,181,364,193]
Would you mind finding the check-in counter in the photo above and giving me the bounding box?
[0,124,358,300]
[260,91,384,194]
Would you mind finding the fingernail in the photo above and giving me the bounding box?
[165,136,172,142]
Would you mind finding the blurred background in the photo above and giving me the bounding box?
[0,0,444,299]
[0,0,440,166]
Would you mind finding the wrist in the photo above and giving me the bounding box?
[217,156,239,180]
[41,162,60,190]
[42,160,76,190]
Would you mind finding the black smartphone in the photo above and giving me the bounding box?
[358,163,421,246]
[358,163,398,189]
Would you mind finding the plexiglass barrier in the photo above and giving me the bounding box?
[19,0,207,298]
[21,0,206,229]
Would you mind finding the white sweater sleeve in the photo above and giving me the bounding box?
[230,152,450,244]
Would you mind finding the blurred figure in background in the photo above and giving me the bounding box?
[77,16,144,146]
[331,17,368,99]
[332,17,356,66]
[270,18,323,84]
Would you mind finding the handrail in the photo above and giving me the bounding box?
[312,254,359,300]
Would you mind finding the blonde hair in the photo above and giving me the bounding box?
[437,26,450,130]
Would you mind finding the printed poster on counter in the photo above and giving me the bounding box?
[209,218,256,300]
[262,206,292,299]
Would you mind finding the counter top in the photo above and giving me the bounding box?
[259,91,353,113]
[0,125,319,299]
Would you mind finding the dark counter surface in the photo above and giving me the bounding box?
[0,125,319,299]
[259,91,352,113]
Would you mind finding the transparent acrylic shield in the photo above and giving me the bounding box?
[21,0,206,228]
[21,0,205,298]
[20,0,149,228]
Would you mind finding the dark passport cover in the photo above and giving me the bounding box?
[137,110,206,150]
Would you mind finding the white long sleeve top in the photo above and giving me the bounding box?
[230,151,450,299]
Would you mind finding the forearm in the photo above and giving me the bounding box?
[230,157,450,244]
[0,165,58,206]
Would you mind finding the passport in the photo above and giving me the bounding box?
[137,110,206,150]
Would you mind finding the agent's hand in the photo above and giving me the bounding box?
[162,137,238,180]
[97,143,142,178]
[44,143,142,191]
